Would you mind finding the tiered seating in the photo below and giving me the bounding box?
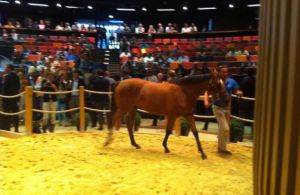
[130,36,258,70]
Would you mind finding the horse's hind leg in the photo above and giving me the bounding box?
[127,109,141,149]
[104,109,126,146]
[185,114,207,160]
[162,117,175,153]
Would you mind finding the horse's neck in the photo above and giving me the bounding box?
[182,80,210,99]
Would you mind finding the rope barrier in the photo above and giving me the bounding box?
[230,115,255,123]
[33,90,79,95]
[84,107,111,113]
[193,114,216,119]
[231,94,256,101]
[0,110,25,116]
[32,108,79,114]
[0,92,25,99]
[84,89,112,95]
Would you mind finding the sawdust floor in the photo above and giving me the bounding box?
[0,131,253,195]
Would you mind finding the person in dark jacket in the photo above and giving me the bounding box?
[2,64,20,132]
[90,69,111,130]
[41,73,58,133]
[239,67,256,139]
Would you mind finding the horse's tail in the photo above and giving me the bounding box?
[104,81,119,147]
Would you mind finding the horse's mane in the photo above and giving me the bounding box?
[169,74,211,85]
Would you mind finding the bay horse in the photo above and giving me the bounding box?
[105,71,221,160]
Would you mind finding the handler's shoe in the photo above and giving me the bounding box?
[218,148,232,155]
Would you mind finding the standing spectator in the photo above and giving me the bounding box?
[57,74,71,126]
[91,69,111,130]
[239,67,256,140]
[172,23,179,33]
[157,23,164,33]
[130,24,136,33]
[41,73,58,133]
[2,65,20,132]
[204,66,243,155]
[69,70,85,113]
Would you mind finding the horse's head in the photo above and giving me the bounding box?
[208,68,226,96]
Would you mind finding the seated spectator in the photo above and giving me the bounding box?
[55,22,64,31]
[226,49,235,57]
[157,23,164,33]
[172,23,179,33]
[15,21,21,28]
[130,24,136,33]
[177,54,190,62]
[167,69,177,81]
[136,23,145,33]
[64,22,72,31]
[144,69,158,82]
[201,25,207,32]
[71,22,79,31]
[123,23,131,32]
[147,25,156,36]
[190,23,198,32]
[11,29,19,41]
[4,21,15,28]
[181,23,191,33]
[165,23,173,33]
[1,29,9,37]
[81,25,87,32]
[144,53,155,64]
[38,20,46,30]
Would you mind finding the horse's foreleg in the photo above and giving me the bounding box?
[185,115,207,160]
[127,109,141,149]
[162,117,175,153]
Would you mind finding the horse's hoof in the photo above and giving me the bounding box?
[201,154,207,160]
[165,150,170,153]
[134,144,141,149]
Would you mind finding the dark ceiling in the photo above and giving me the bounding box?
[0,0,260,30]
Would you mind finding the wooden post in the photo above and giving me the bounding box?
[79,86,85,132]
[24,86,33,135]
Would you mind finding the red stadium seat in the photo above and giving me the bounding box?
[215,37,224,42]
[182,62,194,70]
[206,37,214,42]
[233,36,242,42]
[131,48,140,54]
[250,55,258,62]
[224,37,233,42]
[252,36,259,41]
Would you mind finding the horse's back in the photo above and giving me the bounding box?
[114,78,148,110]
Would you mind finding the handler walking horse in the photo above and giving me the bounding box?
[105,72,221,160]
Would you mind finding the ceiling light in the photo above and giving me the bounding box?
[15,0,21,4]
[197,7,217,10]
[28,3,49,7]
[108,15,114,19]
[157,8,175,12]
[116,8,136,11]
[142,7,147,11]
[247,4,261,7]
[66,5,83,9]
[87,5,93,10]
[56,3,62,7]
[182,6,188,11]
[0,1,9,4]
[229,4,234,8]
